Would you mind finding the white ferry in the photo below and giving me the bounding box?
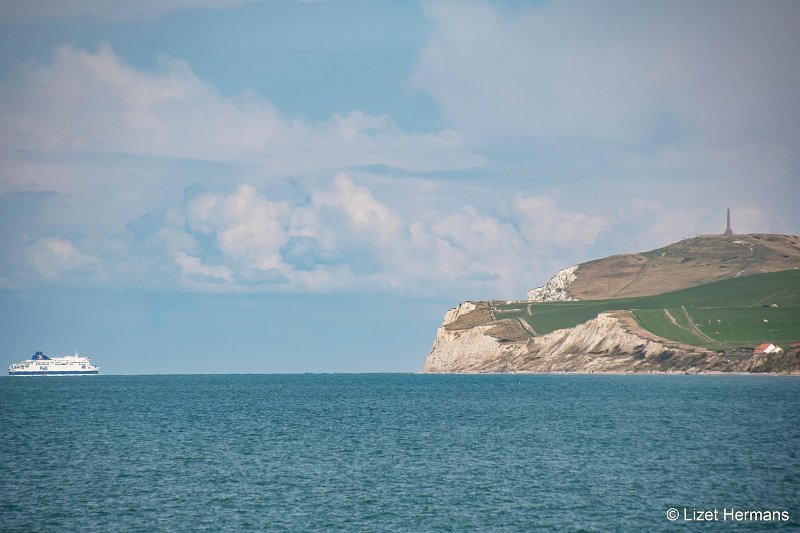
[8,351,99,376]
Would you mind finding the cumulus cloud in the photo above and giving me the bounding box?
[311,173,401,235]
[0,43,482,175]
[176,175,408,291]
[511,194,610,249]
[2,21,796,299]
[429,207,524,270]
[9,167,784,298]
[0,43,281,161]
[185,184,289,270]
[1,172,616,297]
[25,237,98,281]
[0,42,491,296]
[175,251,234,284]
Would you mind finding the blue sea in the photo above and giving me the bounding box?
[1,374,799,532]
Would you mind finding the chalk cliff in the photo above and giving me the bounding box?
[422,305,729,373]
[422,233,800,374]
[527,266,578,302]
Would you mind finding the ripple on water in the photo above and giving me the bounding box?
[1,374,799,531]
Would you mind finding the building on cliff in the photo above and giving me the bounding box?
[754,343,782,355]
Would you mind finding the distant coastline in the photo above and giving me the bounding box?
[422,234,800,374]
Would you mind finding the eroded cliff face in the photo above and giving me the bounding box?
[427,234,800,374]
[422,302,505,372]
[442,301,478,325]
[422,305,799,374]
[527,266,578,302]
[421,323,526,373]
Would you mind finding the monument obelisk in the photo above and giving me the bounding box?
[724,208,733,235]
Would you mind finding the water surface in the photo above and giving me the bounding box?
[1,374,798,531]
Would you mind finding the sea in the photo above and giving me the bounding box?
[1,374,798,532]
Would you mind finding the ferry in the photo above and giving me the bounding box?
[8,351,99,376]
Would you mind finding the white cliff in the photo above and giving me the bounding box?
[422,307,724,373]
[425,234,800,374]
[518,312,719,372]
[423,302,521,373]
[527,265,579,302]
[442,301,477,326]
[422,324,527,373]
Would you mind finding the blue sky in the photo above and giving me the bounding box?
[1,0,798,373]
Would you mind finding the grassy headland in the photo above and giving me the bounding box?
[493,269,800,352]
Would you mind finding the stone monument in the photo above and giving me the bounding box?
[724,208,733,235]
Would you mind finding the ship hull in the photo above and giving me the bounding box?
[8,351,99,375]
[8,370,99,376]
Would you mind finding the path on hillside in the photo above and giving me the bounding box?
[515,318,537,336]
[663,309,696,337]
[681,306,714,342]
[492,301,538,336]
[611,260,647,297]
[522,303,537,334]
[662,308,709,344]
[663,309,682,329]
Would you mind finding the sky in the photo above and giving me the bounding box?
[1,0,798,373]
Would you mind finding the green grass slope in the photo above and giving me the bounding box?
[493,269,800,352]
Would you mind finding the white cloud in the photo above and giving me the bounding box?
[511,194,610,249]
[175,251,234,284]
[0,43,288,162]
[431,207,523,263]
[11,170,769,298]
[0,43,488,296]
[186,184,289,270]
[0,43,482,176]
[5,174,597,296]
[311,173,400,232]
[2,24,796,299]
[172,176,613,296]
[25,237,97,280]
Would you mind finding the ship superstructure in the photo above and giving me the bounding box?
[8,351,99,376]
